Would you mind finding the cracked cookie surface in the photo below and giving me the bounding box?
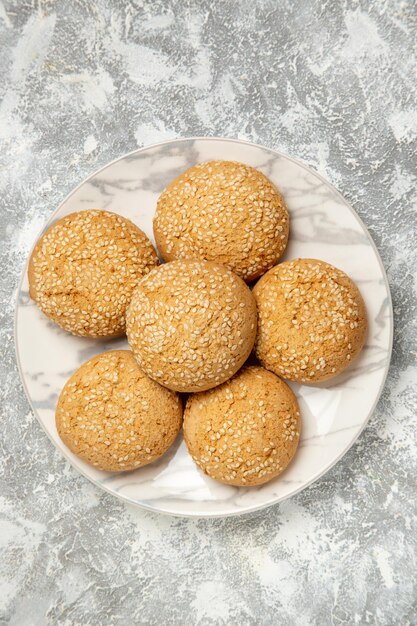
[254,258,368,382]
[153,160,289,282]
[184,365,300,486]
[56,350,183,471]
[126,260,257,392]
[29,209,159,337]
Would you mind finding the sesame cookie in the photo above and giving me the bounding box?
[184,366,300,486]
[56,350,183,471]
[126,260,257,392]
[29,210,159,337]
[253,259,368,383]
[153,161,289,282]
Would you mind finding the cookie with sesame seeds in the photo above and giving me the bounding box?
[28,209,159,337]
[153,160,289,282]
[56,350,183,472]
[184,366,300,487]
[253,259,368,383]
[126,260,257,392]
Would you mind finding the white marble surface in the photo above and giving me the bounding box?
[16,138,392,517]
[1,1,416,624]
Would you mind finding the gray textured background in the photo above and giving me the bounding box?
[1,1,416,624]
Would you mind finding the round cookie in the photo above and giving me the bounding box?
[56,350,183,471]
[126,260,257,392]
[153,160,289,282]
[253,259,368,383]
[184,366,300,486]
[29,209,159,337]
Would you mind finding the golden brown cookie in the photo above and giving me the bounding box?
[253,259,368,383]
[126,260,257,392]
[29,209,159,337]
[56,350,183,471]
[184,366,300,486]
[153,160,289,282]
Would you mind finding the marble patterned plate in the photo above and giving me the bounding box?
[15,137,393,517]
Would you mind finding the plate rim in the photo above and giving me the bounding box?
[14,135,394,518]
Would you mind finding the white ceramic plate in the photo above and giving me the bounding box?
[15,137,393,517]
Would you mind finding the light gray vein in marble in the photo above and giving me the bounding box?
[1,1,416,625]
